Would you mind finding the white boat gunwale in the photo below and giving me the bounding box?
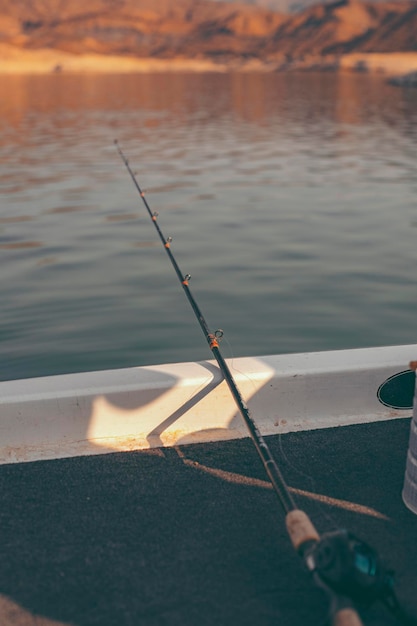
[0,343,415,465]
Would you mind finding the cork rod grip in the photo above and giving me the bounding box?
[285,509,320,550]
[332,608,364,626]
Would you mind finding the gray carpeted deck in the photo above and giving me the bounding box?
[0,418,416,625]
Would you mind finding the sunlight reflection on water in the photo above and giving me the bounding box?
[0,72,416,381]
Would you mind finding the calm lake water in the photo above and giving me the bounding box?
[0,72,416,381]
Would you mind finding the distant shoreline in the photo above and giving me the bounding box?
[1,45,417,79]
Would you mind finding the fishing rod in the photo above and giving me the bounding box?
[116,140,415,626]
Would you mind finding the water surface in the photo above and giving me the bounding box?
[0,72,416,381]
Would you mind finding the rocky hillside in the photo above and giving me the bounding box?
[213,0,411,13]
[267,0,417,56]
[0,0,415,61]
[0,0,284,58]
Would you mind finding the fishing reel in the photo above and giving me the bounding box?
[305,530,416,624]
[306,530,392,604]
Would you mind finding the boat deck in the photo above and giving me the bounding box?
[0,418,416,626]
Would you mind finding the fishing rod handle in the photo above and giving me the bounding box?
[332,608,363,626]
[285,509,320,551]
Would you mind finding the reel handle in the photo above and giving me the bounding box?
[332,607,363,626]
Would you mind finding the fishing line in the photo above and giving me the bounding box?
[219,333,261,397]
[217,333,329,523]
[216,331,323,505]
[219,333,324,508]
[276,434,338,531]
[116,140,415,626]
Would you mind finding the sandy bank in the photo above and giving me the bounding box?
[0,46,230,74]
[278,52,417,78]
[339,52,417,76]
[1,45,417,79]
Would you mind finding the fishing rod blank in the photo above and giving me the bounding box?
[115,140,297,517]
[116,141,413,626]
